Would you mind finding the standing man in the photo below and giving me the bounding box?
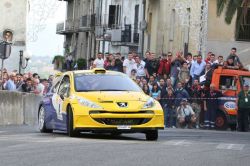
[204,84,222,129]
[93,53,104,68]
[227,47,242,67]
[123,52,136,77]
[5,72,17,91]
[190,55,206,83]
[134,55,146,78]
[144,53,159,79]
[237,83,250,132]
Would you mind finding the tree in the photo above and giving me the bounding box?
[216,0,250,24]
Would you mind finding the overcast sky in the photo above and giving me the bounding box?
[27,2,66,57]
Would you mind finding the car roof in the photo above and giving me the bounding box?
[63,69,125,76]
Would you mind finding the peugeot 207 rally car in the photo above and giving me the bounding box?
[38,68,164,140]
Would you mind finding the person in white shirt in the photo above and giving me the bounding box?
[177,98,196,128]
[123,52,136,77]
[135,55,146,78]
[33,79,45,96]
[93,53,104,68]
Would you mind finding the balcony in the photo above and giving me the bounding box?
[56,19,76,35]
[79,14,95,32]
[107,25,140,46]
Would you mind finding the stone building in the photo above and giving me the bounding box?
[95,0,144,56]
[58,0,145,62]
[57,0,96,66]
[0,0,28,71]
[144,0,250,65]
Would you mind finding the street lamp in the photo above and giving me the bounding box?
[19,50,32,74]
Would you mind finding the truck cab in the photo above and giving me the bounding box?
[211,67,250,130]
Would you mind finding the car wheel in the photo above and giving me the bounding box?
[215,112,228,130]
[67,106,80,137]
[38,106,52,133]
[145,130,158,141]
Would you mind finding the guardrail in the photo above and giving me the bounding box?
[0,91,42,126]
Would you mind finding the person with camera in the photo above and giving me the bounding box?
[177,98,196,128]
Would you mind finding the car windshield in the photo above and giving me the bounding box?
[241,76,250,87]
[74,74,142,92]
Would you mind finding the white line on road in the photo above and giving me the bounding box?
[163,140,192,146]
[216,143,245,151]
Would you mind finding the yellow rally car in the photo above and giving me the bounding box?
[38,69,164,140]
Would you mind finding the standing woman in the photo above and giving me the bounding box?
[237,83,250,132]
[150,83,161,101]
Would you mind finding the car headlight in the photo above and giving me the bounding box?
[76,97,102,109]
[142,97,155,109]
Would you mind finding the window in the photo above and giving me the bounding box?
[58,76,70,98]
[108,5,121,28]
[219,76,237,90]
[134,5,139,31]
[236,7,250,41]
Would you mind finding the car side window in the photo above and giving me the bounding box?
[58,76,70,98]
[52,81,60,93]
[219,76,237,90]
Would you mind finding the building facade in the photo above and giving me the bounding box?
[0,0,28,71]
[95,0,144,56]
[57,0,145,62]
[207,0,250,65]
[144,0,204,57]
[57,0,96,66]
[144,0,250,65]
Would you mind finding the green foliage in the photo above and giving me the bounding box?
[52,55,65,64]
[216,0,250,25]
[76,58,87,70]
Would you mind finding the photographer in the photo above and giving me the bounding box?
[177,98,196,128]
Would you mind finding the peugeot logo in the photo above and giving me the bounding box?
[117,102,128,108]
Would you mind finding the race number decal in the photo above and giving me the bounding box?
[52,94,63,120]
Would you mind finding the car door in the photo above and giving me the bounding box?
[43,76,62,129]
[52,75,70,130]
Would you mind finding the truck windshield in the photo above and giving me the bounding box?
[241,76,250,87]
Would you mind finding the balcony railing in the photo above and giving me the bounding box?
[56,19,77,34]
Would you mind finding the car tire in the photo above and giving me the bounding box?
[215,112,228,130]
[145,130,158,141]
[67,106,80,137]
[38,106,53,133]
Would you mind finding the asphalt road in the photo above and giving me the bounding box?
[0,126,250,166]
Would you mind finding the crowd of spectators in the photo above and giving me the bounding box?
[0,47,246,130]
[91,47,245,129]
[0,69,53,96]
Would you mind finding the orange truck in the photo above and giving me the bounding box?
[211,66,250,130]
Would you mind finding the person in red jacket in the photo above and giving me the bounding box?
[158,53,172,78]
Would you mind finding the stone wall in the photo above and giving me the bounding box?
[0,91,42,126]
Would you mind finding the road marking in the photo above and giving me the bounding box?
[163,140,192,146]
[216,143,245,151]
